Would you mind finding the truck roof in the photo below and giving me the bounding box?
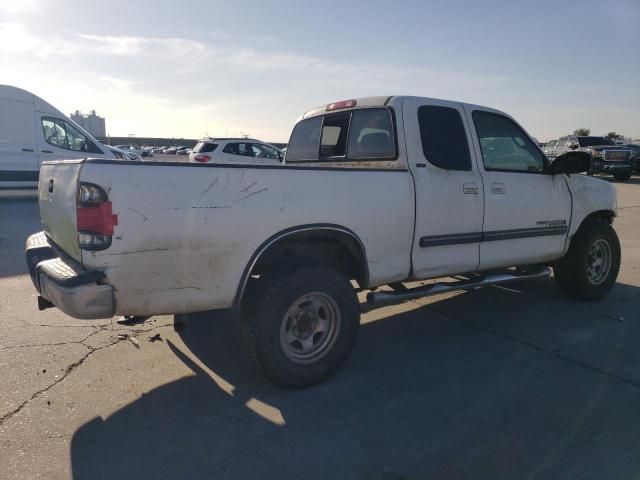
[300,95,508,121]
[301,96,393,119]
[0,84,69,117]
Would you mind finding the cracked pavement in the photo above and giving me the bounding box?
[1,181,640,479]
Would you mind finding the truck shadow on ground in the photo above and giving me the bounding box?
[71,278,640,480]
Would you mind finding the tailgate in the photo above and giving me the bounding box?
[38,161,82,261]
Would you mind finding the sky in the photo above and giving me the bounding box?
[0,0,638,142]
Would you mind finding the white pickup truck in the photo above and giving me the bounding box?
[26,96,620,387]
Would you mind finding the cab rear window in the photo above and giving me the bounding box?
[286,108,396,162]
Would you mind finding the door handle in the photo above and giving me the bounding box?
[42,150,54,154]
[491,183,506,194]
[463,182,479,194]
[22,148,35,152]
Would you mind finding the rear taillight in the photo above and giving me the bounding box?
[194,154,211,163]
[77,183,118,251]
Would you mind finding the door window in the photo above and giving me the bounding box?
[41,117,102,153]
[251,144,280,159]
[223,142,254,156]
[472,111,545,173]
[418,106,471,170]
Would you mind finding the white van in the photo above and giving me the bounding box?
[0,85,116,198]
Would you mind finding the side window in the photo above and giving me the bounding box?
[347,109,395,159]
[418,105,471,171]
[285,116,322,161]
[238,143,254,156]
[472,111,545,173]
[223,142,253,156]
[64,121,91,152]
[194,142,218,153]
[41,117,102,153]
[320,113,349,158]
[42,118,68,149]
[252,144,279,159]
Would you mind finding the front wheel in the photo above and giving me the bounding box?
[241,266,360,388]
[554,222,620,300]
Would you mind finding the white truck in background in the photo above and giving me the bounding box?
[0,85,116,197]
[26,96,620,387]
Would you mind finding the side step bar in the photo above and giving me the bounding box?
[366,267,552,308]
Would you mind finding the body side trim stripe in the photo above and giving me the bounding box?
[51,159,408,173]
[420,226,568,247]
[0,171,39,181]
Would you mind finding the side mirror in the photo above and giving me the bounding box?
[551,151,590,175]
[569,143,578,150]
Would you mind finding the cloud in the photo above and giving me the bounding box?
[0,22,513,140]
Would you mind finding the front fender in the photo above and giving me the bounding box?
[567,174,617,237]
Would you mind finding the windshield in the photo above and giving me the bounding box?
[577,137,615,147]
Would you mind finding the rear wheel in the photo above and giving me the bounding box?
[241,266,359,388]
[614,172,631,181]
[554,222,620,300]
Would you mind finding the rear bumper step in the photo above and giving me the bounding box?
[25,232,115,319]
[367,267,552,307]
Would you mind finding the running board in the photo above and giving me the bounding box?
[366,267,552,308]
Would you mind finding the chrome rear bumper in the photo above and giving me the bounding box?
[25,232,115,319]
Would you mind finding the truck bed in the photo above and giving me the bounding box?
[38,159,415,315]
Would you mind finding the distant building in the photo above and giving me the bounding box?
[70,110,106,137]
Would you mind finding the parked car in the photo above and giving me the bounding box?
[175,146,191,155]
[105,145,141,161]
[622,144,640,173]
[27,95,620,388]
[114,145,146,158]
[549,136,633,181]
[542,140,557,157]
[0,85,116,197]
[162,146,178,154]
[189,138,283,163]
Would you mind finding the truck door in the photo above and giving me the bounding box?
[464,107,572,269]
[403,97,484,279]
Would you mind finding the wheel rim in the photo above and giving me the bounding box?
[586,239,613,285]
[280,292,341,365]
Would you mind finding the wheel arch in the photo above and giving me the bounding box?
[578,209,616,230]
[565,209,616,253]
[233,224,368,307]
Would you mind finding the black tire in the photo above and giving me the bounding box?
[614,172,631,181]
[554,222,620,300]
[241,266,359,388]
